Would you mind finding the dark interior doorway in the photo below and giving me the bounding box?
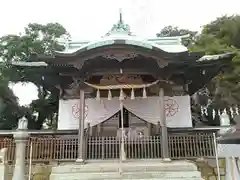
[119,107,129,128]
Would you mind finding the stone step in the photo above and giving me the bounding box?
[50,171,202,180]
[52,160,198,173]
[52,165,197,173]
[98,179,202,180]
[50,176,203,180]
[99,179,202,180]
[50,160,203,180]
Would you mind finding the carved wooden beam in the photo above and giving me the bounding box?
[69,46,169,69]
[59,68,159,77]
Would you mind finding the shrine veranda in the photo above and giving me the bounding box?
[10,13,234,161]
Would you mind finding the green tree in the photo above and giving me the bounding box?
[157,21,239,125]
[191,15,240,107]
[0,23,70,129]
[157,20,240,107]
[0,71,22,129]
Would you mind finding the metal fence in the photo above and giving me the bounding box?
[168,133,215,159]
[0,132,215,163]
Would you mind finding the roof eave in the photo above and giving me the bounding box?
[197,52,235,62]
[11,61,48,67]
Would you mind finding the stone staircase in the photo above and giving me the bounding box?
[50,159,203,180]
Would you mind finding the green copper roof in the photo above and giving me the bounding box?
[59,35,189,55]
[56,11,190,54]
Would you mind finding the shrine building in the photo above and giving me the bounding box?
[11,13,234,162]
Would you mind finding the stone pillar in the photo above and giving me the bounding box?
[12,117,29,180]
[159,88,169,159]
[0,148,9,180]
[76,89,85,163]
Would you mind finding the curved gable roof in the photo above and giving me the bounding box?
[56,35,188,57]
[56,12,189,56]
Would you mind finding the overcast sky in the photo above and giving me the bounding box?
[1,0,239,105]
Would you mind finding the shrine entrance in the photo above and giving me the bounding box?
[83,78,168,161]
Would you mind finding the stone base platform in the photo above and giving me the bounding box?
[50,159,203,180]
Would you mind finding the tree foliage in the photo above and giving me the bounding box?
[158,16,240,107]
[191,15,240,107]
[0,23,70,129]
[158,16,240,125]
[0,74,22,129]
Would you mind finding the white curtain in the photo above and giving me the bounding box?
[123,97,161,125]
[57,96,192,130]
[58,98,120,129]
[123,96,191,127]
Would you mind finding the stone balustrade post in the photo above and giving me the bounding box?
[0,148,8,180]
[12,116,29,180]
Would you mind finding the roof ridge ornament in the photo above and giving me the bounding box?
[119,8,123,24]
[105,9,132,36]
